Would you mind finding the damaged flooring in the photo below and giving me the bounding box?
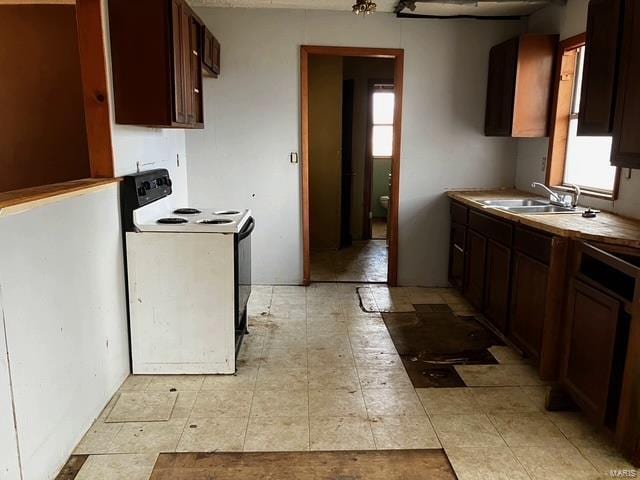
[149,450,455,479]
[310,240,388,282]
[59,284,633,480]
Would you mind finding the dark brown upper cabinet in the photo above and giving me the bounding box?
[485,34,558,138]
[577,0,623,136]
[202,27,221,77]
[108,0,203,129]
[612,0,640,168]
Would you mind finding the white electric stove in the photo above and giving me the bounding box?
[121,169,254,375]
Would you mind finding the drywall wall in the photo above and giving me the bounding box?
[309,55,343,249]
[187,7,523,285]
[343,57,395,239]
[0,4,90,193]
[0,185,129,480]
[0,311,20,479]
[515,0,640,219]
[0,2,191,478]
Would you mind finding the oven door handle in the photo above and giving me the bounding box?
[238,217,255,240]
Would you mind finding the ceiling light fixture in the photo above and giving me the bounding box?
[352,0,377,15]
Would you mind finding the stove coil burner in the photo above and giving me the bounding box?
[157,217,188,224]
[213,210,241,215]
[198,219,234,225]
[173,208,202,215]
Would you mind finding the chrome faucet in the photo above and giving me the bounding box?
[565,184,581,208]
[531,182,579,209]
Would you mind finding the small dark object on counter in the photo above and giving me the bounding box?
[582,208,600,218]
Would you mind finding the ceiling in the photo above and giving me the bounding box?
[187,0,560,17]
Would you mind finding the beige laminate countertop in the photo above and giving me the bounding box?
[448,189,640,249]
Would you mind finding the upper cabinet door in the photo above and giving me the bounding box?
[202,28,221,77]
[485,38,518,137]
[171,0,187,125]
[485,35,557,138]
[612,0,640,168]
[578,0,624,136]
[108,0,207,129]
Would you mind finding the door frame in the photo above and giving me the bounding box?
[301,45,404,286]
[363,78,395,240]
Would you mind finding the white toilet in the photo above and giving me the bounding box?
[379,195,390,210]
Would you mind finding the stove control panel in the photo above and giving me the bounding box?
[121,169,172,231]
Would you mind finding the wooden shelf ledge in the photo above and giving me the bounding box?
[0,178,121,218]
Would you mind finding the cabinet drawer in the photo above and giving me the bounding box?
[514,227,552,264]
[468,210,513,246]
[451,202,468,225]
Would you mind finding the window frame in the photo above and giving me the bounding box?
[370,83,395,159]
[546,34,620,200]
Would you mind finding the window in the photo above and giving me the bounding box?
[547,37,619,198]
[371,87,395,157]
[563,46,616,193]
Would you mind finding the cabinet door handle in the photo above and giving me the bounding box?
[192,50,199,57]
[454,244,464,254]
[194,88,200,94]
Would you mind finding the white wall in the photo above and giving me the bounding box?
[0,2,194,478]
[0,185,129,480]
[515,0,640,219]
[187,8,523,286]
[0,310,20,479]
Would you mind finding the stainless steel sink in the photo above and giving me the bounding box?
[480,199,549,207]
[496,205,583,214]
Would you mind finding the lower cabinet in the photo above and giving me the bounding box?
[464,229,487,311]
[510,251,548,360]
[449,222,466,289]
[484,239,511,332]
[448,201,565,379]
[563,279,621,423]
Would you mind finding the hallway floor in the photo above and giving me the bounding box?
[61,284,632,479]
[310,240,387,283]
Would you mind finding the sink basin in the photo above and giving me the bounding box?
[497,205,582,214]
[480,198,549,207]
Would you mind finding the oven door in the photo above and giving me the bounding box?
[235,217,254,333]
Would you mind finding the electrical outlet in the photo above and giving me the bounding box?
[541,156,547,172]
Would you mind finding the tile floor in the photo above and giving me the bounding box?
[68,284,634,480]
[310,240,387,282]
[372,218,387,239]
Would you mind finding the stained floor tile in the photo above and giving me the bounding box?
[369,416,441,449]
[75,454,157,480]
[250,389,309,417]
[512,444,601,480]
[309,416,376,451]
[177,417,248,452]
[455,364,546,387]
[108,420,186,454]
[489,412,567,447]
[244,417,310,452]
[106,392,178,423]
[191,390,253,418]
[430,414,505,448]
[446,446,531,480]
[470,387,541,414]
[417,388,481,415]
[309,388,366,417]
[146,376,205,392]
[362,388,426,417]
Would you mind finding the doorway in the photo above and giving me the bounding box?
[301,46,404,286]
